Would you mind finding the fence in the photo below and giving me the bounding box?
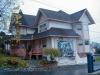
[87,53,100,73]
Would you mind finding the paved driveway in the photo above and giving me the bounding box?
[0,65,89,75]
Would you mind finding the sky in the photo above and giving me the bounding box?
[20,0,100,42]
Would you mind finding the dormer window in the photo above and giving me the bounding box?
[77,28,82,30]
[39,23,47,32]
[76,25,82,30]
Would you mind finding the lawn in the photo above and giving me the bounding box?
[95,56,100,62]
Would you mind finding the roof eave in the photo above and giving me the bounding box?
[33,35,80,40]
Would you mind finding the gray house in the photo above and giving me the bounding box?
[10,8,95,65]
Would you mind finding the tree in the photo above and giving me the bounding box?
[0,31,6,52]
[0,0,21,31]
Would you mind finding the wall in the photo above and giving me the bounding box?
[79,13,90,53]
[46,37,77,56]
[79,12,90,40]
[38,14,48,33]
[19,27,35,35]
[48,21,72,29]
[72,12,90,53]
[37,14,72,33]
[72,24,84,53]
[38,14,47,24]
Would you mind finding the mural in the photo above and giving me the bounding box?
[58,41,74,57]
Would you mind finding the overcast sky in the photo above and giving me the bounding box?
[20,0,100,42]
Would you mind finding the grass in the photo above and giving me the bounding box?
[95,57,100,62]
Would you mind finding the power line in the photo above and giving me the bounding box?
[32,0,68,11]
[33,0,59,9]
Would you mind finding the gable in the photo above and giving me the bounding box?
[79,12,91,24]
[34,9,48,28]
[71,9,86,22]
[38,13,47,25]
[79,10,95,25]
[39,8,71,22]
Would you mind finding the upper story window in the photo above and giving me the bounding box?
[39,24,47,33]
[76,25,82,30]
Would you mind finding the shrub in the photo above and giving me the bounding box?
[0,48,3,53]
[43,48,61,57]
[39,60,48,65]
[39,59,57,66]
[0,55,28,68]
[7,57,28,68]
[18,60,29,68]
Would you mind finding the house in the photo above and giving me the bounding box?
[9,8,95,64]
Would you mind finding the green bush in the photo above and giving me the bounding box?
[39,60,57,66]
[18,60,29,68]
[43,48,61,57]
[0,55,28,68]
[39,60,48,65]
[7,57,29,68]
[0,48,3,53]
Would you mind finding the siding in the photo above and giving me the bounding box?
[19,27,35,35]
[48,21,72,29]
[38,14,48,33]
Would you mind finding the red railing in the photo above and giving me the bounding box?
[29,48,43,56]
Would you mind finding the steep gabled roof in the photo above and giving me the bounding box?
[71,9,95,24]
[33,28,79,39]
[40,8,71,22]
[16,10,36,27]
[22,14,36,26]
[37,8,95,24]
[71,9,86,21]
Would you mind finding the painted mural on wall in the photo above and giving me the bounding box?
[58,41,74,57]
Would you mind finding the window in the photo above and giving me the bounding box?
[59,37,63,41]
[77,28,82,30]
[78,40,83,45]
[76,25,82,30]
[85,40,89,45]
[39,24,47,32]
[42,39,47,48]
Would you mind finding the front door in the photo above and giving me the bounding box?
[58,41,74,57]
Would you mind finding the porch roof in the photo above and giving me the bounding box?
[11,34,33,40]
[20,34,33,40]
[33,28,80,39]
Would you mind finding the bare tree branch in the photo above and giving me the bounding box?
[0,0,21,31]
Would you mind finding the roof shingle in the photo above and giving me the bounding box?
[40,8,71,22]
[33,28,79,39]
[19,10,36,27]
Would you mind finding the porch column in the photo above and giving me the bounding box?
[51,38,55,48]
